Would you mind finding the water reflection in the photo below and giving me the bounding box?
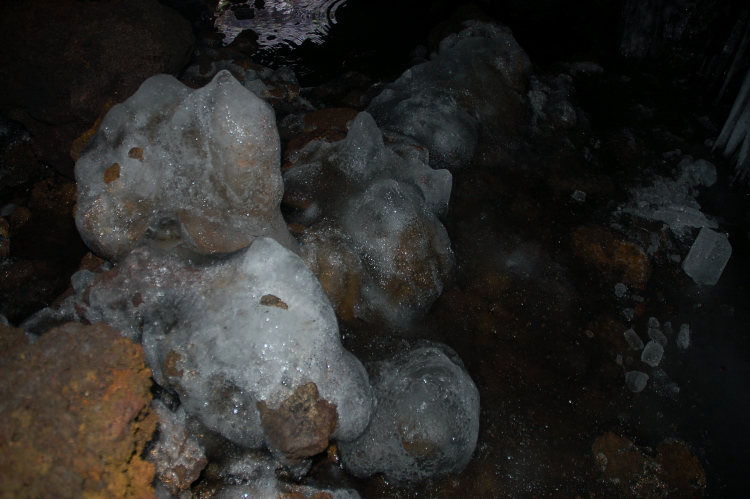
[215,0,347,48]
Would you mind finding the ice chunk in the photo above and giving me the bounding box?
[340,345,480,482]
[682,228,732,285]
[76,238,374,450]
[615,282,628,297]
[648,327,668,347]
[677,324,690,349]
[571,190,586,202]
[624,329,645,350]
[648,317,660,328]
[625,371,649,393]
[75,70,296,262]
[641,341,664,367]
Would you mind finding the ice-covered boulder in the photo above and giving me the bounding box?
[75,70,297,262]
[367,21,530,169]
[283,112,454,326]
[339,344,480,482]
[76,237,373,453]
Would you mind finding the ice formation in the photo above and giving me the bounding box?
[366,21,530,169]
[75,70,297,262]
[682,227,732,285]
[625,371,649,393]
[714,66,750,185]
[624,329,645,350]
[76,237,373,451]
[619,156,718,236]
[641,341,664,367]
[339,344,480,482]
[677,324,691,350]
[283,112,454,325]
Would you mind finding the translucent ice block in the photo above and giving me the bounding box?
[682,228,732,285]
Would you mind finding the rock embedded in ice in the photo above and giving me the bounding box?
[75,70,297,262]
[677,324,690,350]
[76,237,374,452]
[641,341,664,367]
[283,112,455,326]
[682,227,732,285]
[625,371,649,393]
[624,329,645,350]
[339,345,480,482]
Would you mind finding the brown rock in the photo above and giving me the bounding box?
[571,226,652,289]
[0,322,157,499]
[0,217,8,260]
[258,383,338,460]
[148,401,207,496]
[593,432,706,498]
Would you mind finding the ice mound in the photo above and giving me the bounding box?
[284,112,454,326]
[339,344,480,482]
[76,237,373,452]
[367,21,530,169]
[75,70,297,262]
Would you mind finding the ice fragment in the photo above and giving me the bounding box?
[625,371,649,393]
[682,227,732,285]
[624,329,645,350]
[677,324,690,350]
[641,341,664,367]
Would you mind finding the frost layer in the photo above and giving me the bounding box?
[75,70,296,262]
[339,345,480,482]
[77,237,373,449]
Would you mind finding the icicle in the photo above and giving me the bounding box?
[715,66,750,185]
[714,9,750,103]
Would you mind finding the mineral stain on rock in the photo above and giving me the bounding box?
[257,382,338,460]
[0,322,157,499]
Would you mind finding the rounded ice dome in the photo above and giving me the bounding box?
[339,344,480,482]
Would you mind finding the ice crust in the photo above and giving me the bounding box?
[366,21,530,169]
[284,112,454,325]
[77,237,373,448]
[75,70,297,262]
[339,345,480,482]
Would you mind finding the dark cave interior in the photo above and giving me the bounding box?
[1,1,749,498]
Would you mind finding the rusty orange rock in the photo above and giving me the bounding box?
[571,226,652,289]
[0,322,157,499]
